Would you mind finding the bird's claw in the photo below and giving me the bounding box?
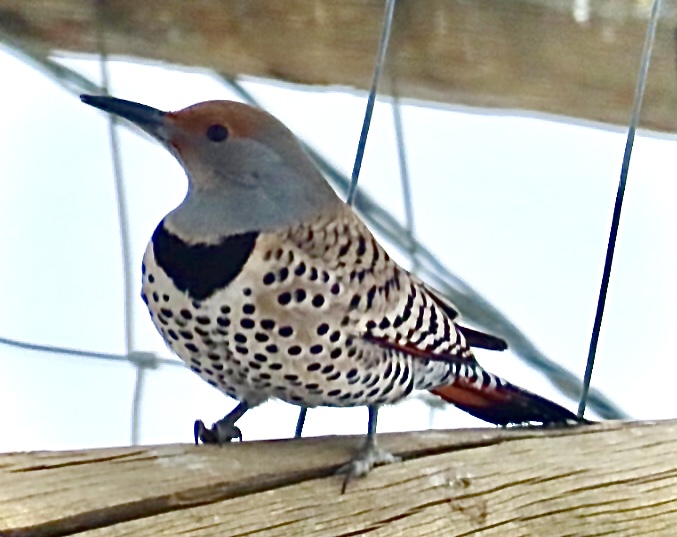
[194,418,243,445]
[337,438,400,493]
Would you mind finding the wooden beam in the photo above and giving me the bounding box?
[1,1,677,132]
[2,420,676,536]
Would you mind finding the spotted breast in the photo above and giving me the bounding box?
[141,204,464,409]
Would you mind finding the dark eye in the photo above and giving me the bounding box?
[206,124,229,142]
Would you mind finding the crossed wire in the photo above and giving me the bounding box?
[0,0,656,445]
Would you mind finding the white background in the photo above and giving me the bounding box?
[0,51,675,452]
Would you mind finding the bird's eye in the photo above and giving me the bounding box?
[206,124,229,142]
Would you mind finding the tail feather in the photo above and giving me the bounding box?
[457,325,508,351]
[431,377,584,426]
[428,290,507,352]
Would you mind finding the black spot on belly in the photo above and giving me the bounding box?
[152,220,258,300]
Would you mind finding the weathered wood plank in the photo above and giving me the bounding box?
[1,1,677,131]
[1,421,676,536]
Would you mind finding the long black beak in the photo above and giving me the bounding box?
[80,95,168,141]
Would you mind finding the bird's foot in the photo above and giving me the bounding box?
[194,418,242,445]
[337,437,400,493]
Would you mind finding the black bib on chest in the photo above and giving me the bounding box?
[152,220,259,301]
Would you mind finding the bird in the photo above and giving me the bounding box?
[81,94,584,492]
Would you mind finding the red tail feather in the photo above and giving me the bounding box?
[431,377,583,426]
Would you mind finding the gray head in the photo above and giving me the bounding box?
[81,95,340,240]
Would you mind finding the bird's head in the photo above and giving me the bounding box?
[81,95,339,237]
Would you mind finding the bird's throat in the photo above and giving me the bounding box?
[151,220,258,301]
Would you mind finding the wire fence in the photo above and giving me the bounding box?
[2,0,657,447]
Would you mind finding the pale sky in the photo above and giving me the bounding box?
[0,50,675,452]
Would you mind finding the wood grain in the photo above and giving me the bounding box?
[1,0,677,131]
[1,420,676,536]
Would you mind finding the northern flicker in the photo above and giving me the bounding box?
[81,94,583,490]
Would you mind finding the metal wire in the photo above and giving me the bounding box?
[577,0,663,418]
[391,90,418,271]
[0,335,180,368]
[392,89,439,424]
[94,0,144,444]
[1,336,128,363]
[218,75,628,420]
[346,0,397,206]
[0,26,629,425]
[222,0,396,437]
[0,28,101,95]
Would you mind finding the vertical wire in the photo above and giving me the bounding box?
[578,0,663,418]
[392,88,438,427]
[93,0,142,443]
[346,0,397,206]
[345,0,396,440]
[345,1,398,443]
[392,89,417,271]
[280,0,394,438]
[216,73,624,420]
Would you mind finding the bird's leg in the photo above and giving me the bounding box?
[338,406,400,493]
[294,407,308,438]
[194,401,249,445]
